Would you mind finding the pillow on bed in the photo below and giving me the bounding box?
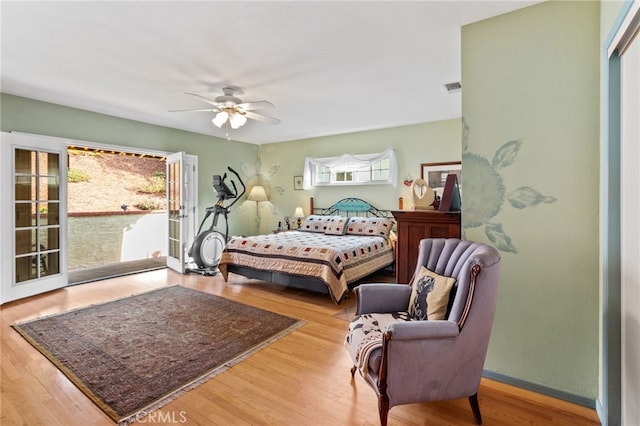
[324,216,349,235]
[299,215,332,232]
[345,217,394,238]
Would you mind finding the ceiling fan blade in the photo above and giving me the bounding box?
[237,100,274,111]
[244,110,280,125]
[184,92,221,107]
[168,108,220,113]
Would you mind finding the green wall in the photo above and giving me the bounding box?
[462,1,600,400]
[0,94,461,237]
[256,119,461,233]
[0,93,259,237]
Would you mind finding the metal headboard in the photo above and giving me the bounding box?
[309,197,392,218]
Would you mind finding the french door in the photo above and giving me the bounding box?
[166,152,198,273]
[1,132,68,303]
[619,11,640,425]
[606,3,640,423]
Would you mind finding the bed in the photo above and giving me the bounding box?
[218,198,395,303]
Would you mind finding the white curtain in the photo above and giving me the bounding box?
[302,148,397,189]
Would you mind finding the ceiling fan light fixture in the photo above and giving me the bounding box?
[212,111,229,127]
[174,88,278,131]
[229,112,247,129]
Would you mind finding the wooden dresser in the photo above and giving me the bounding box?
[391,210,461,284]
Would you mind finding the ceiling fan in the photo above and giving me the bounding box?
[170,87,280,130]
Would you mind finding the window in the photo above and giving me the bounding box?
[303,149,397,188]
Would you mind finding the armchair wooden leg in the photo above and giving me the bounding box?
[468,393,482,425]
[350,365,357,377]
[378,395,390,426]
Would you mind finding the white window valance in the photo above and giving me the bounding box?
[302,148,398,189]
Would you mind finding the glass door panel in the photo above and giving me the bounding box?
[166,152,184,273]
[168,159,181,260]
[166,152,197,274]
[14,148,62,283]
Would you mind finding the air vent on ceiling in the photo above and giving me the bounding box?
[444,82,462,93]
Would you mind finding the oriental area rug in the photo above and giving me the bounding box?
[12,285,303,425]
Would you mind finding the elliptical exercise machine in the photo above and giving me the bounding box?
[187,166,245,275]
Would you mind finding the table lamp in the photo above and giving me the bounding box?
[294,206,305,229]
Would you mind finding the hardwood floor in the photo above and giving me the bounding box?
[1,270,600,426]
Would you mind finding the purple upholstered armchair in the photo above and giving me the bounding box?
[345,238,501,426]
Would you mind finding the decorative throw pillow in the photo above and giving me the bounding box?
[299,215,331,232]
[324,216,349,235]
[407,267,457,320]
[345,217,394,238]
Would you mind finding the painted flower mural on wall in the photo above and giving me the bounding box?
[462,119,557,253]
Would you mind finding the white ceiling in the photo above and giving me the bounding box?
[1,1,540,145]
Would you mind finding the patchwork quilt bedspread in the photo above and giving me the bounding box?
[219,231,394,303]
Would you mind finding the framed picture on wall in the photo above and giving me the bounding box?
[420,161,462,197]
[293,175,303,190]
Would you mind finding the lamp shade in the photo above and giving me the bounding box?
[294,206,305,218]
[248,185,268,202]
[229,112,247,129]
[212,111,229,128]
